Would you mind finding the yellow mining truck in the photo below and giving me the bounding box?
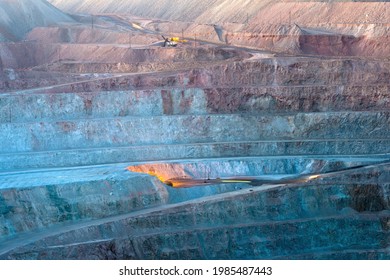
[170,37,188,43]
[162,36,188,47]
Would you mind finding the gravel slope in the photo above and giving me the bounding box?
[0,0,75,42]
[48,0,390,27]
[48,0,274,23]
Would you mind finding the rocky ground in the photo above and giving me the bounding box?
[0,0,389,259]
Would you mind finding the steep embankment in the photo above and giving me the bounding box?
[47,0,390,56]
[244,2,390,56]
[0,0,75,42]
[47,0,274,23]
[47,0,389,26]
[247,2,389,26]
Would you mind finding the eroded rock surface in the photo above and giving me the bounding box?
[0,0,389,260]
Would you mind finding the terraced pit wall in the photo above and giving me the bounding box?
[1,56,390,171]
[1,46,389,259]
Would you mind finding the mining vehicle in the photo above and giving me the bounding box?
[162,36,188,47]
[162,35,177,47]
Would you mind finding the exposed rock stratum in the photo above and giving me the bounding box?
[0,0,389,260]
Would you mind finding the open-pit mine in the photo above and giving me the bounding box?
[0,0,389,260]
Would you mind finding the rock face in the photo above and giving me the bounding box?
[1,49,389,259]
[2,163,390,259]
[1,57,390,171]
[0,1,390,260]
[47,0,390,57]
